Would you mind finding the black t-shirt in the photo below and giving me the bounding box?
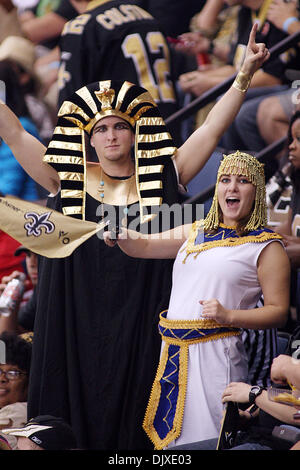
[228,6,300,82]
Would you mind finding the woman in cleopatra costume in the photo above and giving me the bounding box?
[105,152,290,449]
[0,26,270,449]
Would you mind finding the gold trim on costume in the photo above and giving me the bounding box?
[63,206,83,216]
[159,311,230,330]
[95,87,115,111]
[43,155,84,165]
[126,92,156,115]
[143,343,189,450]
[46,80,176,221]
[140,196,162,206]
[133,105,154,121]
[137,132,171,143]
[143,310,241,450]
[82,129,87,221]
[58,172,84,181]
[76,86,98,115]
[139,181,162,191]
[48,141,82,152]
[54,126,82,136]
[232,70,252,93]
[86,165,138,205]
[58,101,90,122]
[138,165,164,175]
[138,117,165,126]
[84,110,136,133]
[137,147,175,159]
[183,220,283,263]
[61,190,84,199]
[115,81,133,111]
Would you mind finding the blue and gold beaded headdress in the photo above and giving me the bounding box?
[204,151,267,231]
[43,80,177,222]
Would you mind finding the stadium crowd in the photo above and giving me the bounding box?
[0,0,299,452]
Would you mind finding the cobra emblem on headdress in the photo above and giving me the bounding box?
[95,88,115,111]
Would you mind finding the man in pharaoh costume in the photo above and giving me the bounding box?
[0,26,269,449]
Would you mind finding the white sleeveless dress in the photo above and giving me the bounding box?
[166,237,281,447]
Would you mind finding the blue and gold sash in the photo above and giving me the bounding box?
[143,310,241,450]
[182,221,282,263]
[143,224,282,449]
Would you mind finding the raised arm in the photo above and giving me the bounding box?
[103,224,192,259]
[174,23,270,186]
[0,100,60,194]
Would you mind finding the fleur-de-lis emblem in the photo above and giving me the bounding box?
[24,211,55,237]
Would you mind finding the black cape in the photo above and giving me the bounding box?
[27,159,181,450]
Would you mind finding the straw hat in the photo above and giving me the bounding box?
[0,35,36,75]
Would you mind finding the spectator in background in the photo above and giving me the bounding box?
[0,332,32,450]
[0,60,40,200]
[57,0,182,145]
[0,36,54,145]
[18,0,77,48]
[221,0,300,162]
[178,0,296,97]
[0,0,23,43]
[276,110,300,324]
[271,353,300,390]
[3,415,77,450]
[173,0,300,182]
[17,1,79,112]
[174,0,239,69]
[256,0,300,155]
[0,246,38,335]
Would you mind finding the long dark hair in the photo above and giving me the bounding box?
[287,110,300,194]
[0,60,29,117]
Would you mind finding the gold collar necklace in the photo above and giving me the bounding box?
[98,168,136,226]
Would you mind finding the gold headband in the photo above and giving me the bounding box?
[204,151,267,231]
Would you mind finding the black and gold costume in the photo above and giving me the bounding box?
[27,80,182,449]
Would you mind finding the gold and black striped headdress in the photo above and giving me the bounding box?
[43,80,177,222]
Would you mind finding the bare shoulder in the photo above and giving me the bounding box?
[258,239,290,269]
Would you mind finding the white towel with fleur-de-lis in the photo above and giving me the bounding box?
[0,195,107,258]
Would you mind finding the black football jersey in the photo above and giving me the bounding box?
[58,0,179,124]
